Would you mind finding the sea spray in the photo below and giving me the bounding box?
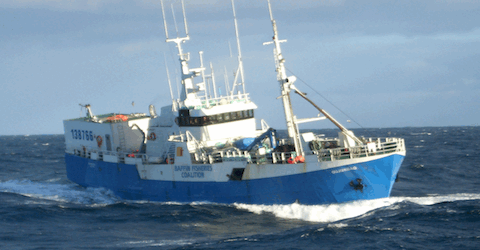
[234,194,480,223]
[0,179,118,205]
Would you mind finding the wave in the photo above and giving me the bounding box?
[0,179,118,206]
[2,179,478,224]
[410,132,432,135]
[234,193,480,223]
[119,239,195,248]
[0,179,222,207]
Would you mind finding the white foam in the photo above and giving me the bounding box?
[0,179,118,205]
[131,200,220,206]
[222,237,258,243]
[234,193,480,223]
[327,223,348,228]
[410,132,432,136]
[121,239,194,247]
[235,198,394,223]
[402,193,480,206]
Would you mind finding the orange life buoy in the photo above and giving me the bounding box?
[96,135,103,148]
[295,155,305,163]
[166,157,174,164]
[149,132,156,141]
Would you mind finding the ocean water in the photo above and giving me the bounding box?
[1,127,479,249]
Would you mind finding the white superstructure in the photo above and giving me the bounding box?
[63,0,406,205]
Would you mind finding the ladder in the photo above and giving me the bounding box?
[117,124,127,152]
[161,143,176,164]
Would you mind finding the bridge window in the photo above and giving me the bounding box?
[176,109,254,127]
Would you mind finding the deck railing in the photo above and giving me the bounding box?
[311,137,405,162]
[68,137,405,165]
[189,137,405,164]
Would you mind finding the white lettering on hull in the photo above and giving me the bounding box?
[331,166,357,174]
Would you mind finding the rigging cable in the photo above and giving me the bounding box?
[285,67,364,129]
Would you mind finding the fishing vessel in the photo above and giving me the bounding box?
[63,0,405,205]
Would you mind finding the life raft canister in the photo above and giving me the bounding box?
[96,135,103,148]
[106,114,128,122]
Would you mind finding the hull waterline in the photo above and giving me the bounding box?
[66,153,404,205]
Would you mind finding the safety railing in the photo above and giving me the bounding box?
[68,137,405,165]
[312,137,405,162]
[191,137,405,164]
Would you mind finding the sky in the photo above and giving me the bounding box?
[1,0,479,135]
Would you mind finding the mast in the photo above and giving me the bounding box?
[231,0,246,96]
[210,62,218,99]
[264,0,363,148]
[163,54,174,102]
[160,0,203,108]
[264,0,304,156]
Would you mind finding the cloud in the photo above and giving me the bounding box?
[1,0,346,12]
[462,78,477,86]
[1,0,118,11]
[433,29,480,42]
[118,39,165,56]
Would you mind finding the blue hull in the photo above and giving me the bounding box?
[65,154,404,205]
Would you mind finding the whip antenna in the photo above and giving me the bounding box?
[181,0,189,37]
[160,0,169,39]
